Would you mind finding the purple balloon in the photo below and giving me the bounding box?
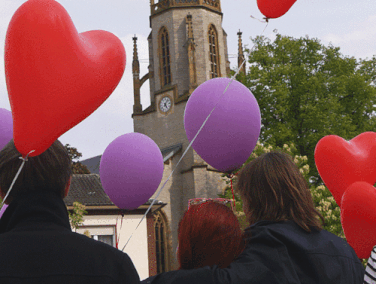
[184,78,261,172]
[0,204,8,219]
[100,133,164,210]
[0,108,13,151]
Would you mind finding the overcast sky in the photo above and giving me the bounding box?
[0,0,375,160]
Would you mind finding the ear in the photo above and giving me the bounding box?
[64,177,72,198]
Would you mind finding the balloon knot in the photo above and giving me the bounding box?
[250,15,268,23]
[19,150,35,162]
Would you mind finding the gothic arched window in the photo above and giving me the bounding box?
[159,27,172,87]
[154,211,169,273]
[208,24,221,78]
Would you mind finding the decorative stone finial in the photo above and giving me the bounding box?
[237,30,246,74]
[132,36,140,76]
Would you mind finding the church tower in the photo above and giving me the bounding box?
[132,0,231,270]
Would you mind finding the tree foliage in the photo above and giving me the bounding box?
[83,229,91,238]
[64,145,89,231]
[220,35,374,265]
[219,142,342,235]
[68,201,87,231]
[238,34,376,183]
[64,144,91,174]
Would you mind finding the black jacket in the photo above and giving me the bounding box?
[142,220,364,284]
[0,190,140,284]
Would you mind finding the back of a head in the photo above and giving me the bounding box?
[177,201,245,269]
[0,140,72,202]
[236,151,324,232]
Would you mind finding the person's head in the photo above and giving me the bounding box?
[177,201,245,269]
[0,139,72,203]
[236,151,324,232]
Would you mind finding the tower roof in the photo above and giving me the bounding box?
[150,0,221,17]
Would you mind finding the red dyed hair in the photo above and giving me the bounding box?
[177,201,245,269]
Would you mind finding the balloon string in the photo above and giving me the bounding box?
[250,15,269,23]
[115,217,119,249]
[115,214,124,249]
[121,22,269,251]
[230,177,236,209]
[119,214,124,241]
[1,150,35,206]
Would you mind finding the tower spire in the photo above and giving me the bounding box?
[132,35,142,114]
[237,30,246,74]
[132,35,140,76]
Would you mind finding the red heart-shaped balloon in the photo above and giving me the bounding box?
[257,0,297,19]
[314,132,376,207]
[341,182,376,259]
[5,0,126,157]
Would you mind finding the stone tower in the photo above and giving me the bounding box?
[132,0,231,269]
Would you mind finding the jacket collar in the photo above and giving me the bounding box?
[245,220,281,231]
[244,220,291,239]
[0,190,71,233]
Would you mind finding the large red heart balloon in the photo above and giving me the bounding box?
[257,0,297,19]
[5,0,126,157]
[341,182,376,259]
[314,132,376,207]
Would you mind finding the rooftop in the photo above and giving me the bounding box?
[150,0,221,16]
[64,174,166,212]
[80,143,182,175]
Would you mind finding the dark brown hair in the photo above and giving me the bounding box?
[177,201,245,269]
[236,151,325,232]
[0,139,72,201]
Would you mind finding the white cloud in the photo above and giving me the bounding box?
[323,14,376,59]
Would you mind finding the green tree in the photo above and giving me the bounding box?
[64,145,89,232]
[83,229,91,238]
[239,34,376,183]
[64,144,91,174]
[219,142,342,236]
[68,201,87,231]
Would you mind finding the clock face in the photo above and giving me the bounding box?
[159,96,172,113]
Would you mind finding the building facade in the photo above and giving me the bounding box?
[65,174,168,280]
[132,0,238,269]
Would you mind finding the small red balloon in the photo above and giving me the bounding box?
[314,132,376,207]
[257,0,297,19]
[5,0,126,157]
[341,182,376,259]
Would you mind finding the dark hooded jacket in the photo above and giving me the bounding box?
[142,220,364,284]
[0,190,140,284]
